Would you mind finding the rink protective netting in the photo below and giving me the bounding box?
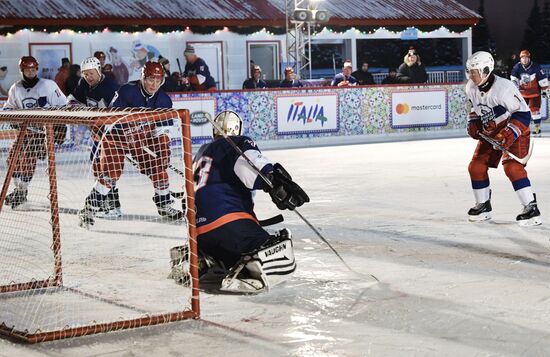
[0,107,199,343]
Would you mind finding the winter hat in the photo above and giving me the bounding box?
[184,45,195,56]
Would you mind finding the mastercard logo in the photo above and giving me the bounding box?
[395,103,410,114]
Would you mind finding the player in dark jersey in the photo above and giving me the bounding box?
[78,61,182,228]
[70,56,122,217]
[169,111,309,294]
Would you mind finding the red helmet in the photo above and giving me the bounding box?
[19,56,39,71]
[141,61,165,82]
[520,50,531,58]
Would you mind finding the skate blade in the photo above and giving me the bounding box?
[468,213,492,222]
[517,216,542,227]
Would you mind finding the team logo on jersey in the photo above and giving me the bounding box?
[21,97,39,109]
[478,104,495,125]
[190,111,211,125]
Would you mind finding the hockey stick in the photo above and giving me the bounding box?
[478,132,533,165]
[206,113,379,281]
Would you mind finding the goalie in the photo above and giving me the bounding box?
[170,111,309,294]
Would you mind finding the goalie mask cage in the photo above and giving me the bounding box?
[0,107,199,343]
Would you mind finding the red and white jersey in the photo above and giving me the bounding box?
[4,78,67,109]
[465,75,532,128]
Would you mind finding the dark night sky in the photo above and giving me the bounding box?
[456,0,535,56]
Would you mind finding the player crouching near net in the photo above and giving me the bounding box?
[78,61,183,228]
[465,51,541,226]
[169,111,309,294]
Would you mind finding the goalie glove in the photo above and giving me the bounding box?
[264,163,310,211]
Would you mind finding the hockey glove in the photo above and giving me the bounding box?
[467,115,482,140]
[264,163,310,211]
[495,125,518,149]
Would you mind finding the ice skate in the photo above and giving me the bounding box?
[516,195,542,227]
[154,194,184,221]
[532,124,542,137]
[5,188,28,210]
[95,187,122,218]
[78,189,107,229]
[468,199,492,222]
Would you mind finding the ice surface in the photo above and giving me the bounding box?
[2,132,550,356]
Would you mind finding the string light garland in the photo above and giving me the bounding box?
[0,25,470,38]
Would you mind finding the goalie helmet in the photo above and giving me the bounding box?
[19,56,39,71]
[141,61,165,85]
[466,51,494,83]
[213,110,242,137]
[81,57,102,75]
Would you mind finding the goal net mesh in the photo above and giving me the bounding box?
[0,107,199,343]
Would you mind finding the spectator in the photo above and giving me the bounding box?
[351,62,375,85]
[182,45,217,91]
[65,64,81,96]
[382,68,400,85]
[243,65,267,89]
[94,51,106,67]
[0,66,8,96]
[397,47,428,84]
[159,56,179,92]
[250,60,256,78]
[54,57,71,94]
[279,67,303,88]
[94,50,116,82]
[331,61,357,87]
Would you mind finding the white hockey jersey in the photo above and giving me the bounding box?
[465,75,532,128]
[3,78,67,109]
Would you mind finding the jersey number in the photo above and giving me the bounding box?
[193,156,213,191]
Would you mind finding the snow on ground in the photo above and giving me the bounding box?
[2,132,550,356]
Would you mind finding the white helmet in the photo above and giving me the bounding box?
[213,110,242,137]
[81,57,102,75]
[466,51,494,83]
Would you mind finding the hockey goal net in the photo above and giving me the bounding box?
[0,107,199,343]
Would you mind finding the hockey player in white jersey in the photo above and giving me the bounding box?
[465,51,541,226]
[3,56,67,209]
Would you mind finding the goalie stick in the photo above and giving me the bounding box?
[206,112,379,282]
[478,132,533,165]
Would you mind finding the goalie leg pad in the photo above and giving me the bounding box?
[220,230,296,294]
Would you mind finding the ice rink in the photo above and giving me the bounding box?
[2,132,550,356]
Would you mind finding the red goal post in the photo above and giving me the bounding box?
[0,107,199,343]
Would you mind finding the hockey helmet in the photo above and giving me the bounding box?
[466,51,494,83]
[213,110,242,137]
[19,56,39,71]
[520,50,531,58]
[141,61,165,85]
[81,57,102,75]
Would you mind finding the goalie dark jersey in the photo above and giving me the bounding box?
[193,136,273,235]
